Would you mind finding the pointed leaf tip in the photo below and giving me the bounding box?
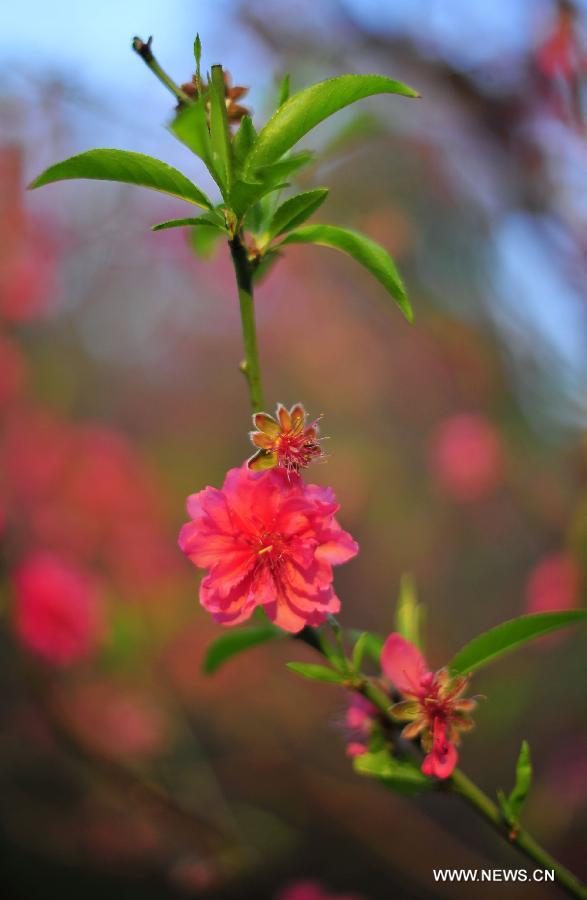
[281,224,412,322]
[28,149,214,209]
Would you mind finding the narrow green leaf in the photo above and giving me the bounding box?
[233,116,257,170]
[203,625,281,674]
[29,149,214,209]
[209,64,233,193]
[351,632,369,674]
[395,573,424,651]
[268,188,328,239]
[193,34,202,71]
[277,73,290,108]
[152,215,226,232]
[252,151,314,183]
[354,749,433,796]
[281,224,412,322]
[498,741,533,826]
[246,73,419,171]
[171,100,219,186]
[449,610,587,677]
[190,222,225,259]
[509,740,532,819]
[286,662,344,683]
[348,629,384,665]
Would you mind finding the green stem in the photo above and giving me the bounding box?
[229,235,264,413]
[297,628,586,899]
[223,204,585,900]
[451,769,587,900]
[132,36,194,105]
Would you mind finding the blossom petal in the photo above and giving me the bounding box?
[380,633,431,697]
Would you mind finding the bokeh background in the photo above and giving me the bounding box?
[1,1,587,898]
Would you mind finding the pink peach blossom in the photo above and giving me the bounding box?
[345,694,377,758]
[525,551,579,615]
[382,633,476,779]
[179,464,358,633]
[429,413,503,502]
[12,552,102,666]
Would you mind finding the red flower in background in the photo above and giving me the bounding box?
[179,464,358,632]
[277,881,364,900]
[12,552,103,666]
[0,146,57,323]
[345,694,377,758]
[0,335,27,411]
[429,412,504,502]
[382,633,476,779]
[525,551,579,614]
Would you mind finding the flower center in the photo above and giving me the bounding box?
[256,531,288,572]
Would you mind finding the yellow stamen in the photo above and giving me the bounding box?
[258,545,273,555]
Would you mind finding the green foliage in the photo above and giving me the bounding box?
[277,73,290,108]
[354,748,433,796]
[449,610,587,677]
[281,224,412,322]
[395,573,425,651]
[171,100,218,182]
[193,33,202,72]
[285,662,345,683]
[203,624,282,674]
[244,73,419,171]
[351,632,370,673]
[348,629,384,666]
[233,116,257,171]
[151,211,226,232]
[267,188,329,239]
[29,149,213,209]
[498,741,533,827]
[209,64,233,193]
[30,40,415,322]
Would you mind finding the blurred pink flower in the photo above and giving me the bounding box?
[525,551,579,614]
[277,880,364,900]
[57,679,168,759]
[179,464,358,632]
[429,412,504,502]
[382,633,476,779]
[345,694,377,757]
[12,551,103,666]
[0,334,27,411]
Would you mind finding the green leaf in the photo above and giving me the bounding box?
[209,64,233,193]
[190,222,225,259]
[193,34,202,72]
[152,214,226,232]
[233,116,257,170]
[509,741,532,818]
[348,629,384,666]
[286,662,344,683]
[281,224,412,322]
[29,149,214,209]
[268,188,328,239]
[354,749,433,796]
[203,625,281,674]
[395,573,425,651]
[245,73,419,171]
[171,101,219,185]
[351,632,369,673]
[277,73,290,108]
[449,610,587,677]
[498,741,532,826]
[252,151,314,183]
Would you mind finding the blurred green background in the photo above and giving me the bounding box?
[1,1,586,898]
